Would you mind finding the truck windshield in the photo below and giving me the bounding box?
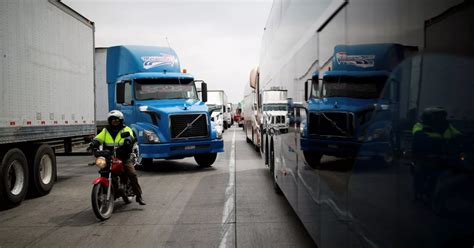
[207,91,224,105]
[263,104,288,111]
[134,78,197,100]
[322,76,387,99]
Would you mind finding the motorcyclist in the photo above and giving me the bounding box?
[90,110,146,205]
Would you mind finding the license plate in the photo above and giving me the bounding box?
[328,145,338,149]
[185,145,195,150]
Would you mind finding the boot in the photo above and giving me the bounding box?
[136,195,146,205]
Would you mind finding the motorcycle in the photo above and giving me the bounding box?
[90,133,135,220]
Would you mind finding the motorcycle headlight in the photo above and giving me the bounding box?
[95,156,107,169]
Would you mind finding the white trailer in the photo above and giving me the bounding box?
[94,47,108,131]
[0,0,95,208]
[207,90,231,130]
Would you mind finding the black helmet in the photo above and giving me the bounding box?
[421,107,448,130]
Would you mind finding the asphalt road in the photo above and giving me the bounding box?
[0,126,315,248]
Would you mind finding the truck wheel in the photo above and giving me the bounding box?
[28,144,56,196]
[0,148,29,208]
[194,153,217,168]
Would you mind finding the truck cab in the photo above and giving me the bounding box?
[302,43,416,165]
[107,45,224,167]
[262,87,289,133]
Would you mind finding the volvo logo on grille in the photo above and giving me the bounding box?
[175,114,204,138]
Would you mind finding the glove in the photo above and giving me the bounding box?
[88,140,100,154]
[123,136,134,147]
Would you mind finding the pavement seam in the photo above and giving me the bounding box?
[218,128,237,248]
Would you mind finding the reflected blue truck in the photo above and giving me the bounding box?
[106,45,224,167]
[302,43,416,165]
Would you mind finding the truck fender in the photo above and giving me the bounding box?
[92,177,109,187]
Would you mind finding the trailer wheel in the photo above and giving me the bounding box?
[195,153,217,168]
[0,148,29,208]
[28,144,56,196]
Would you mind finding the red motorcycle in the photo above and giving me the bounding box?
[90,135,135,220]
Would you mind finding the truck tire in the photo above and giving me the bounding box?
[0,148,29,208]
[194,153,217,168]
[224,121,228,130]
[28,144,56,196]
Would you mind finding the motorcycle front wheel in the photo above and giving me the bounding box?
[91,183,114,220]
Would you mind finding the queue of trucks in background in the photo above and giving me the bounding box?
[105,45,224,168]
[233,102,244,127]
[243,66,289,156]
[205,90,232,130]
[0,0,95,207]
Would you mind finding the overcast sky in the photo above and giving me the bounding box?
[63,0,272,103]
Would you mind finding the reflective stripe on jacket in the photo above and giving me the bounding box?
[412,122,461,139]
[94,126,134,147]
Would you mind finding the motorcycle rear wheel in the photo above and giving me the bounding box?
[91,183,114,220]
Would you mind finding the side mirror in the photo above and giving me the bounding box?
[193,80,207,102]
[305,79,311,101]
[201,82,208,102]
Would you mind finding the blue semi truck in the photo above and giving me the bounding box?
[106,45,224,167]
[302,43,416,165]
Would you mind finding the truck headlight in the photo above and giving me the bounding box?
[95,157,107,169]
[144,130,160,143]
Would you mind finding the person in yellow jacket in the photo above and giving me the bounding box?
[91,110,146,205]
[411,107,461,201]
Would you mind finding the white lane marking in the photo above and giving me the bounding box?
[219,129,236,248]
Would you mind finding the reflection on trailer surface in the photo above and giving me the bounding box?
[258,0,474,247]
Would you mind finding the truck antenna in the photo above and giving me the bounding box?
[165,37,182,85]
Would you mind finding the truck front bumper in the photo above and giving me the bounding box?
[301,137,361,158]
[140,139,224,159]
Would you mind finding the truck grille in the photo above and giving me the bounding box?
[309,112,354,137]
[275,116,285,124]
[170,114,209,139]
